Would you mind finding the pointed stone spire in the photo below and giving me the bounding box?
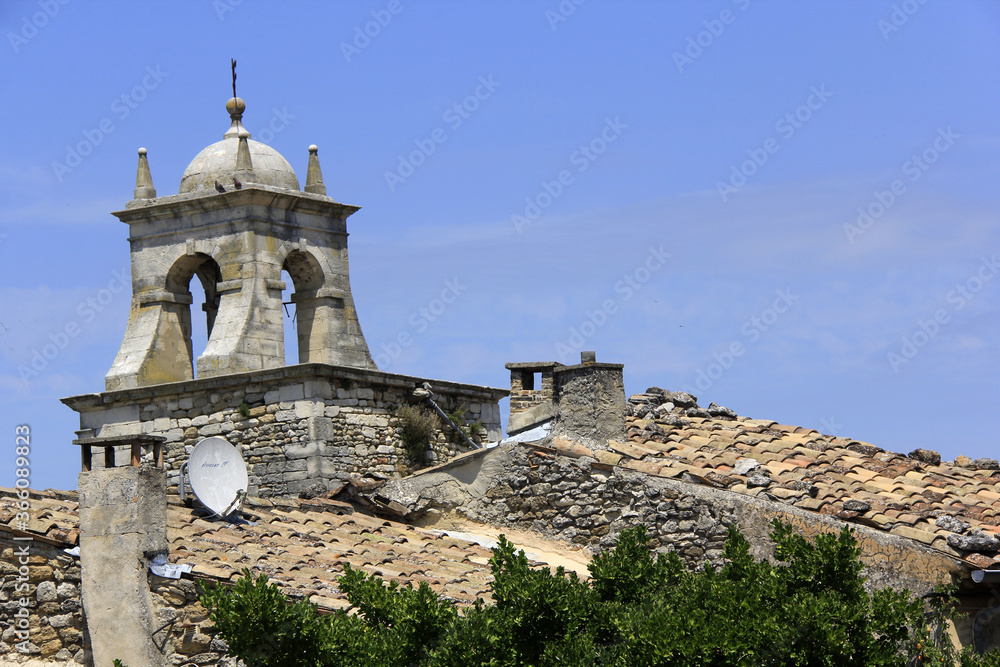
[235,134,254,174]
[133,147,156,199]
[304,145,326,195]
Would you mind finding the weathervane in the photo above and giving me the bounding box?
[231,58,237,99]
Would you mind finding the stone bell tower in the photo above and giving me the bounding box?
[64,86,506,496]
[105,95,375,390]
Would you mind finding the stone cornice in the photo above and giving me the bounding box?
[114,184,359,224]
[61,363,509,411]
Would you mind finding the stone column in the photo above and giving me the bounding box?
[105,293,195,391]
[79,466,168,667]
[196,275,285,377]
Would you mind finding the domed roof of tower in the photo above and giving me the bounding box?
[178,97,300,194]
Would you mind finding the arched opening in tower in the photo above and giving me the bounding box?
[164,253,221,378]
[281,249,324,365]
[280,268,299,366]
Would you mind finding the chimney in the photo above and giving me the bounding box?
[78,439,167,667]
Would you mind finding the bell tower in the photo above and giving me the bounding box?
[64,78,506,495]
[105,96,375,391]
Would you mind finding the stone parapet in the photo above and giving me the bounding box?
[63,364,507,497]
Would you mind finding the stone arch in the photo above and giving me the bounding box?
[164,252,223,375]
[281,249,327,364]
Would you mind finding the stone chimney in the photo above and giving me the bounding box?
[505,351,626,448]
[79,460,168,667]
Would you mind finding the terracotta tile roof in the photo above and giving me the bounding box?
[0,487,587,612]
[533,391,1000,571]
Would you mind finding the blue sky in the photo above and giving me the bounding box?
[1,1,998,491]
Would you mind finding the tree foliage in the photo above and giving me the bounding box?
[196,520,1000,666]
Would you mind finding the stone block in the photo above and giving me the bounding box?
[309,417,334,441]
[37,581,58,602]
[199,423,223,437]
[56,583,78,599]
[285,442,323,459]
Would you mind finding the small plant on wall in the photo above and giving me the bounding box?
[394,405,439,466]
[445,404,485,445]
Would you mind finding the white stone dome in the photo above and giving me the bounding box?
[178,97,300,194]
[179,138,299,193]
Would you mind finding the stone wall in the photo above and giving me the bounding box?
[0,538,88,664]
[63,364,506,497]
[147,576,233,667]
[376,442,963,596]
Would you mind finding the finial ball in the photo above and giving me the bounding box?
[226,96,246,118]
[309,144,319,154]
[138,147,147,156]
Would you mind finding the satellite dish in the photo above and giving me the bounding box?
[183,436,248,517]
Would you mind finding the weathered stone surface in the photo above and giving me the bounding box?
[668,391,698,408]
[974,458,1000,470]
[947,531,1000,552]
[65,365,507,497]
[936,515,970,534]
[550,363,627,449]
[79,466,168,667]
[374,442,961,597]
[909,448,941,465]
[733,459,760,476]
[955,455,975,468]
[36,580,58,602]
[747,474,771,488]
[843,499,871,513]
[508,402,558,434]
[706,402,736,419]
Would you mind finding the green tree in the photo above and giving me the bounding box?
[196,520,1000,666]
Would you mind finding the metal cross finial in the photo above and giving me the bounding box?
[231,58,237,99]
